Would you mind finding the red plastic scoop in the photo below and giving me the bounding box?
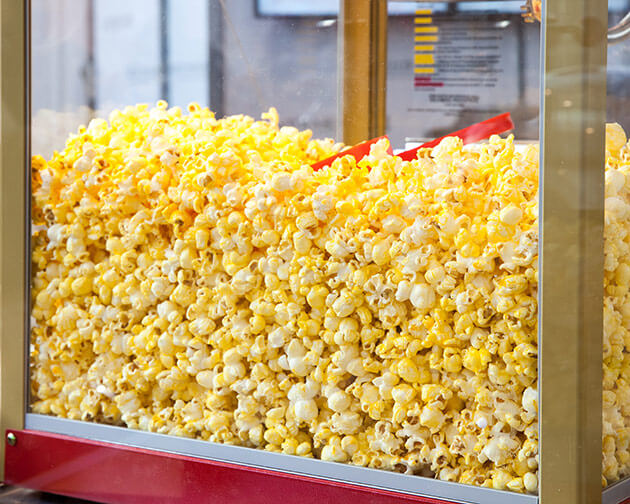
[396,112,514,162]
[311,136,393,171]
[310,113,513,170]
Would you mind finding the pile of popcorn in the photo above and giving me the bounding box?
[603,123,630,487]
[29,101,630,494]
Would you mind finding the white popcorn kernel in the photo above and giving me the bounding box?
[271,172,293,192]
[269,327,289,348]
[321,444,348,462]
[382,215,405,234]
[395,280,412,302]
[606,122,627,153]
[480,435,519,465]
[196,370,213,389]
[499,205,523,226]
[328,390,351,413]
[332,296,354,317]
[409,283,435,310]
[606,196,629,220]
[523,472,538,493]
[46,224,66,247]
[294,399,318,422]
[73,155,91,173]
[606,169,626,196]
[475,417,488,429]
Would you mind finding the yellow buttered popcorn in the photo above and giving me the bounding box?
[603,123,630,486]
[29,102,630,494]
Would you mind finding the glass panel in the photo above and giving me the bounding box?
[604,0,630,488]
[607,2,630,131]
[28,0,630,499]
[29,0,341,456]
[386,1,540,149]
[381,1,541,494]
[31,0,338,158]
[27,0,557,499]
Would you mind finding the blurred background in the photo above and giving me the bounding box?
[31,0,630,156]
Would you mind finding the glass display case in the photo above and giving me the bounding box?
[1,1,629,503]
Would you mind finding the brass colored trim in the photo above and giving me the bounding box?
[0,0,27,479]
[539,0,607,502]
[338,0,387,145]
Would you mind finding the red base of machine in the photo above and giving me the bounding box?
[4,429,453,504]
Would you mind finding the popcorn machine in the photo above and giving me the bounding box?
[0,1,629,503]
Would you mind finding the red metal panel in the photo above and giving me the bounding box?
[5,429,454,504]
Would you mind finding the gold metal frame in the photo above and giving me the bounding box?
[338,0,387,145]
[539,0,607,502]
[0,0,27,479]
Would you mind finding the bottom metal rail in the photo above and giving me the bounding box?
[604,478,630,504]
[18,414,630,504]
[22,413,535,504]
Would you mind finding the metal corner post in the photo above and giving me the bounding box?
[337,0,387,145]
[539,0,607,502]
[0,0,27,480]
